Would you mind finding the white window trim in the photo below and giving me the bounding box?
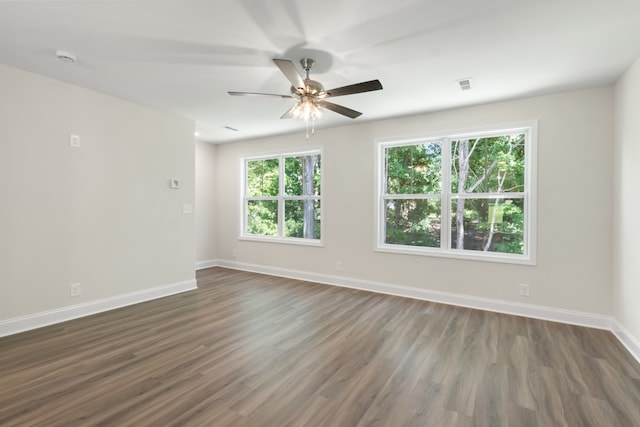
[240,148,324,246]
[375,121,538,265]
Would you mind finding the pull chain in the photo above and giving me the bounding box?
[305,117,316,141]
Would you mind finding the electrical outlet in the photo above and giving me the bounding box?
[519,283,530,297]
[336,261,343,271]
[70,283,82,297]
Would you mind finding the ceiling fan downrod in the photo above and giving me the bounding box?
[300,58,315,78]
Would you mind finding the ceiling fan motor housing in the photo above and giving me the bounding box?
[291,79,325,97]
[288,58,324,97]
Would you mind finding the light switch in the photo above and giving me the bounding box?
[182,204,193,214]
[70,134,80,148]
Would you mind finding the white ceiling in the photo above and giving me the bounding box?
[1,0,639,143]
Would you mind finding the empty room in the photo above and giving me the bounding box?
[1,0,640,425]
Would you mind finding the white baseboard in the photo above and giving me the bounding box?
[0,279,197,338]
[195,259,220,270]
[217,261,640,362]
[5,262,638,365]
[611,319,640,365]
[217,260,613,330]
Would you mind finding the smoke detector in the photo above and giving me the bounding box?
[56,50,76,63]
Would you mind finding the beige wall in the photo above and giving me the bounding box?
[1,59,632,345]
[212,87,614,315]
[0,64,196,322]
[195,140,217,264]
[613,58,640,341]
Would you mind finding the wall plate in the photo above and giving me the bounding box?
[69,134,80,147]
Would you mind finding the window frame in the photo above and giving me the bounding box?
[241,148,323,246]
[375,121,537,265]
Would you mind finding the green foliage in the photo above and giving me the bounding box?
[246,154,321,239]
[247,159,279,197]
[450,134,525,253]
[384,143,442,247]
[451,198,524,254]
[385,199,441,247]
[385,133,527,255]
[285,200,321,238]
[386,143,441,194]
[451,134,525,193]
[247,200,277,236]
[285,156,321,196]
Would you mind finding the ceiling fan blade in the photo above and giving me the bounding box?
[318,101,362,119]
[280,106,294,119]
[273,58,305,91]
[324,79,383,98]
[228,91,294,98]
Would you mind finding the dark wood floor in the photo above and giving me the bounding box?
[1,268,639,426]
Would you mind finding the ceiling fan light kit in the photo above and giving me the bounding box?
[289,96,322,139]
[289,97,322,121]
[229,57,383,139]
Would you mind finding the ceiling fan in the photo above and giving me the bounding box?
[229,58,383,128]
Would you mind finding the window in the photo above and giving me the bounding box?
[242,150,322,244]
[377,122,537,264]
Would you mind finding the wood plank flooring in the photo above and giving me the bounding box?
[1,267,639,426]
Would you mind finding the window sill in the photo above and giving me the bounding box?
[240,235,324,247]
[375,244,535,266]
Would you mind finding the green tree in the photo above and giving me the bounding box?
[247,159,279,236]
[247,159,279,197]
[385,143,442,246]
[384,134,525,254]
[247,154,321,239]
[284,155,321,239]
[451,134,525,253]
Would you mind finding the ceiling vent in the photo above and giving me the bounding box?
[456,78,472,91]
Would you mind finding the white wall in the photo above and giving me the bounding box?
[213,87,614,316]
[195,140,217,266]
[613,58,640,346]
[0,64,196,325]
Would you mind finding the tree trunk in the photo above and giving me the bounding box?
[393,156,411,236]
[456,140,469,249]
[483,167,508,251]
[482,144,511,251]
[302,155,317,239]
[484,199,499,251]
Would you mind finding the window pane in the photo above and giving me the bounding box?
[451,134,525,193]
[284,200,321,239]
[285,155,321,196]
[450,198,524,254]
[247,159,279,197]
[385,199,441,247]
[247,200,278,236]
[386,143,442,194]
